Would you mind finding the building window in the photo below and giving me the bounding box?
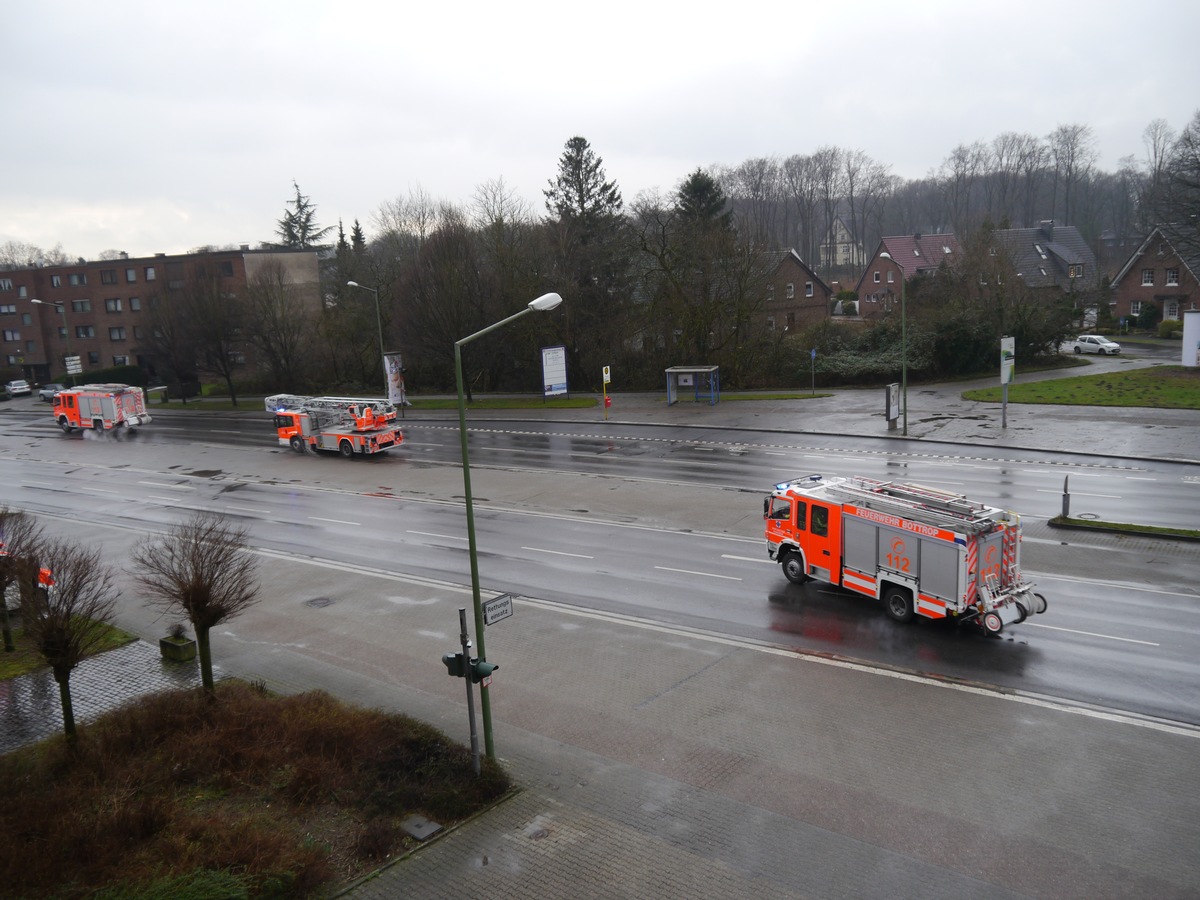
[219,260,234,277]
[112,355,129,366]
[71,299,92,313]
[100,269,118,285]
[76,325,96,339]
[1142,269,1155,286]
[133,325,144,339]
[887,271,894,283]
[87,351,100,365]
[25,340,35,352]
[0,278,11,291]
[145,266,156,281]
[2,329,20,341]
[17,286,26,298]
[873,271,881,283]
[1167,302,1179,319]
[786,312,795,330]
[1166,268,1180,286]
[0,304,14,314]
[1130,300,1143,316]
[68,273,87,286]
[129,297,141,311]
[125,268,137,283]
[786,282,795,299]
[766,316,775,332]
[51,275,62,287]
[979,273,988,285]
[109,326,126,341]
[57,326,67,339]
[105,298,123,313]
[1068,264,1084,279]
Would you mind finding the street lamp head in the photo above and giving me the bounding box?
[346,280,360,288]
[878,252,892,260]
[528,292,563,312]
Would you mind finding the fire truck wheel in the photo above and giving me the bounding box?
[781,552,809,584]
[339,440,354,459]
[58,417,73,434]
[982,611,1004,635]
[290,435,305,453]
[883,587,916,623]
[1034,592,1048,614]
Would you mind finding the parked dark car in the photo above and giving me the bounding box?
[39,382,66,402]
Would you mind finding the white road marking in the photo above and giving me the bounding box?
[721,554,776,564]
[1026,622,1159,646]
[407,530,466,541]
[1036,488,1122,499]
[654,565,742,581]
[224,505,262,513]
[21,480,54,487]
[522,546,595,559]
[308,516,360,526]
[137,481,194,490]
[1125,477,1157,482]
[85,487,118,493]
[147,496,181,503]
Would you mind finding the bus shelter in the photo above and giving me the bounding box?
[665,366,720,406]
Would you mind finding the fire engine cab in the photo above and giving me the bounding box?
[53,383,152,434]
[765,474,1047,634]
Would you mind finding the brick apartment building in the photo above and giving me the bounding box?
[0,248,320,385]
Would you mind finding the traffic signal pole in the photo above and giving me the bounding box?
[458,607,480,777]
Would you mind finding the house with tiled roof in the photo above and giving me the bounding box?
[988,221,1095,293]
[761,249,831,334]
[855,233,961,317]
[1108,223,1200,324]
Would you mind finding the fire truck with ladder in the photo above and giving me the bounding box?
[764,474,1047,635]
[53,383,152,434]
[265,394,403,458]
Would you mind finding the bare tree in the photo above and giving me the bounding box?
[132,512,260,694]
[0,506,45,652]
[1048,123,1098,224]
[244,259,314,391]
[21,539,118,745]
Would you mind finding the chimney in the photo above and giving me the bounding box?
[1039,220,1054,240]
[119,251,128,259]
[240,244,250,251]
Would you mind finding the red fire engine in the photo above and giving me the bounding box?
[53,383,152,434]
[765,474,1047,634]
[264,394,403,458]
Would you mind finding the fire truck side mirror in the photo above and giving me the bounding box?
[763,497,770,518]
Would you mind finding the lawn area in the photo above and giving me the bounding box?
[154,394,597,412]
[0,619,135,680]
[0,681,509,899]
[962,366,1200,408]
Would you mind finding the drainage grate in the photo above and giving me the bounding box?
[305,597,336,608]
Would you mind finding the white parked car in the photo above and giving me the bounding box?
[1072,335,1121,355]
[4,379,31,398]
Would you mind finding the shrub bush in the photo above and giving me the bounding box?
[1158,318,1183,338]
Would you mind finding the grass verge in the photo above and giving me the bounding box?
[1048,515,1200,542]
[0,619,135,680]
[0,680,509,898]
[962,366,1200,408]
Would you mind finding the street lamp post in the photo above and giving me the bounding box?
[455,291,562,759]
[346,281,386,394]
[878,253,907,435]
[31,299,74,385]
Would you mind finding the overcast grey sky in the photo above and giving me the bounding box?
[4,0,1197,262]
